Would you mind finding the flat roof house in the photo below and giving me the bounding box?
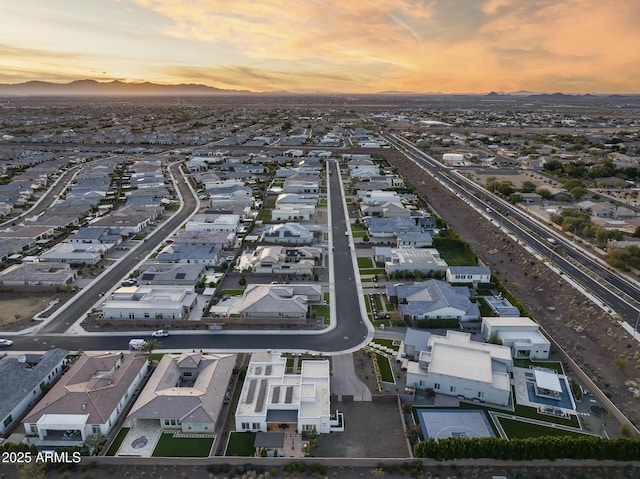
[481,317,551,360]
[102,285,198,320]
[235,351,342,435]
[406,330,512,406]
[23,352,148,445]
[126,352,236,434]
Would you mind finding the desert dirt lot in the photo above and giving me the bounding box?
[386,150,640,431]
[0,290,62,331]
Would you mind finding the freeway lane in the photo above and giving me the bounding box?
[384,133,640,325]
[11,159,371,354]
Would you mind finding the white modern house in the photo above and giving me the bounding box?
[385,248,448,275]
[38,243,108,265]
[102,285,198,320]
[235,351,342,434]
[481,317,551,359]
[1,349,69,435]
[23,352,148,445]
[261,223,314,245]
[126,352,236,433]
[406,331,513,406]
[238,245,320,275]
[446,266,491,284]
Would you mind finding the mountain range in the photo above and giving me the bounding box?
[0,80,251,96]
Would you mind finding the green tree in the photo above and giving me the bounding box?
[521,180,537,193]
[569,186,588,201]
[141,339,162,359]
[83,432,107,455]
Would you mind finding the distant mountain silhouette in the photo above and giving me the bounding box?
[0,79,251,96]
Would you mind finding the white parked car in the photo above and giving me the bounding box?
[151,330,169,337]
[0,339,14,347]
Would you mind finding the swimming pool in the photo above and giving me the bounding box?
[525,379,574,409]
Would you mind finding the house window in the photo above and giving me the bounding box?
[30,425,38,435]
[92,425,101,434]
[241,422,250,430]
[3,415,12,427]
[450,386,456,393]
[434,383,440,390]
[302,424,316,431]
[144,313,150,319]
[252,423,260,430]
[478,391,484,398]
[129,313,135,319]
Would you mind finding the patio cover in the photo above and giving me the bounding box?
[533,369,562,393]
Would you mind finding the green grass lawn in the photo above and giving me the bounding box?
[437,247,477,266]
[357,257,374,268]
[165,203,180,211]
[258,210,272,222]
[476,289,494,296]
[311,304,330,324]
[372,294,383,310]
[226,432,256,457]
[324,292,329,302]
[497,417,589,439]
[386,303,396,311]
[152,433,214,457]
[220,289,245,296]
[319,198,328,207]
[477,297,495,317]
[105,428,129,456]
[376,353,394,382]
[360,268,384,275]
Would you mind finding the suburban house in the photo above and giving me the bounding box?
[67,227,123,249]
[137,263,206,286]
[363,217,422,242]
[23,352,148,445]
[405,330,513,406]
[185,213,240,233]
[238,245,321,275]
[446,266,491,285]
[396,231,433,248]
[261,223,314,245]
[385,248,448,275]
[0,349,69,435]
[400,328,432,361]
[275,194,319,207]
[272,205,315,222]
[235,351,342,435]
[388,280,480,323]
[237,284,322,319]
[361,202,410,218]
[282,178,320,194]
[38,242,108,265]
[126,352,236,433]
[102,285,198,320]
[481,317,551,359]
[156,244,220,265]
[0,262,77,286]
[171,230,236,249]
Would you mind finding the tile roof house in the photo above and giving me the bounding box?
[388,280,480,323]
[0,262,77,286]
[23,352,148,445]
[0,349,69,435]
[126,352,236,433]
[238,284,322,319]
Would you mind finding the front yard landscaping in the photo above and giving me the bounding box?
[375,353,394,382]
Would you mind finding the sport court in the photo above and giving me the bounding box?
[417,409,495,440]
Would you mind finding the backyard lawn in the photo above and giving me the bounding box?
[105,427,129,456]
[513,359,565,375]
[370,338,400,352]
[437,247,477,266]
[152,433,214,457]
[497,417,590,439]
[226,432,256,457]
[311,304,330,325]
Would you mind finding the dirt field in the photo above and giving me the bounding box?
[0,290,62,331]
[386,150,640,431]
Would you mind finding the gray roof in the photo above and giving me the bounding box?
[265,409,298,423]
[0,349,69,422]
[448,266,490,275]
[364,217,421,234]
[391,280,479,318]
[254,431,285,448]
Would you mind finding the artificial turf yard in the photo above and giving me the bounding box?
[105,427,129,456]
[152,433,214,457]
[376,353,395,382]
[226,432,257,456]
[497,416,591,439]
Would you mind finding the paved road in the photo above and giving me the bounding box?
[10,159,373,355]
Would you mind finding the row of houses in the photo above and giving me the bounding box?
[2,349,338,450]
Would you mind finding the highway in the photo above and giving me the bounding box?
[383,132,640,326]
[10,160,372,354]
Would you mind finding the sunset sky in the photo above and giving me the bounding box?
[1,0,639,93]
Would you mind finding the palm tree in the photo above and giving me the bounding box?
[83,432,107,456]
[141,338,162,363]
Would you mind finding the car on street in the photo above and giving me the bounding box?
[151,330,169,337]
[0,339,14,347]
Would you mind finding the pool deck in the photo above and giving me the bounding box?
[513,366,576,414]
